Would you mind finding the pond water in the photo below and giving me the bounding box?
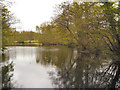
[1,46,120,88]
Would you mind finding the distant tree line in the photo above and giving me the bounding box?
[12,31,38,43]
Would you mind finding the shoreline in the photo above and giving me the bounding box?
[5,43,77,48]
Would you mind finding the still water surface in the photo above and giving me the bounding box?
[1,46,120,88]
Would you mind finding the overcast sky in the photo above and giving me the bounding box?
[10,0,72,31]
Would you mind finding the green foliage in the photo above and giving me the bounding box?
[1,0,14,49]
[12,31,38,43]
[1,0,120,59]
[34,1,120,59]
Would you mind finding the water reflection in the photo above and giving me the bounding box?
[1,46,120,88]
[101,61,120,88]
[46,49,120,88]
[1,53,14,89]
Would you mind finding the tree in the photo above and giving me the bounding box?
[98,2,120,59]
[53,2,104,50]
[1,0,14,50]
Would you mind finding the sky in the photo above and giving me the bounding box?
[10,0,118,31]
[10,0,72,31]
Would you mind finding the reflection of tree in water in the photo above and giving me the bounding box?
[100,61,120,88]
[2,61,14,89]
[1,53,14,89]
[35,46,73,68]
[35,46,120,88]
[46,49,120,88]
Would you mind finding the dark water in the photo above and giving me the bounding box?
[1,46,120,88]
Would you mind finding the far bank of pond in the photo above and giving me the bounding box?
[5,42,77,48]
